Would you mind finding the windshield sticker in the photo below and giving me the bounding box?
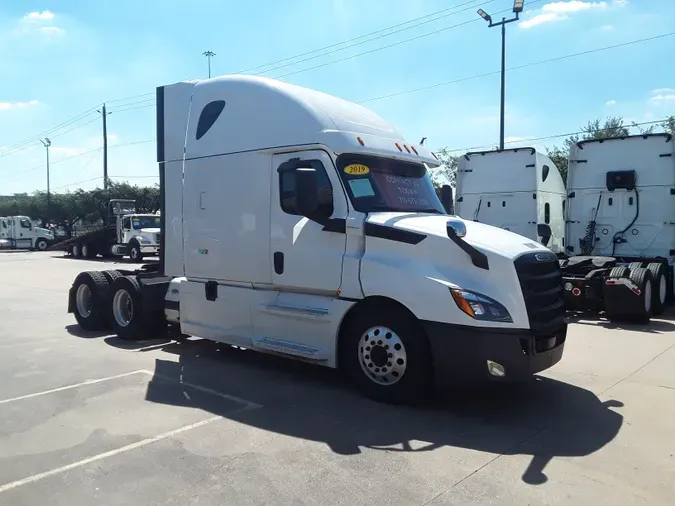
[371,172,434,210]
[348,179,376,198]
[344,164,370,176]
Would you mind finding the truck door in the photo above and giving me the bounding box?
[270,151,348,293]
[251,150,348,361]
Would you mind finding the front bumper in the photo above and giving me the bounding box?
[140,245,160,254]
[422,321,567,389]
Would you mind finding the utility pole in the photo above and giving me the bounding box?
[39,137,51,223]
[97,103,111,189]
[477,1,524,150]
[203,50,216,78]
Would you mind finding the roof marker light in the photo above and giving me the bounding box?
[357,136,365,146]
[403,144,411,153]
[411,146,418,155]
[431,152,438,160]
[395,143,403,152]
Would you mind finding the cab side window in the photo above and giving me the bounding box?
[279,161,334,217]
[122,217,131,229]
[20,219,31,229]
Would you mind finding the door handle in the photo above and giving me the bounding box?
[273,252,284,274]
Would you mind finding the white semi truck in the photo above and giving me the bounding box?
[52,199,160,262]
[0,215,54,250]
[66,75,566,404]
[455,148,566,254]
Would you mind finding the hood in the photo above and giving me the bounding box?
[138,228,161,234]
[365,212,549,260]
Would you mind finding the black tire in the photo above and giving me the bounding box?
[82,243,98,259]
[71,271,111,331]
[110,276,164,340]
[339,305,432,405]
[628,267,654,323]
[609,266,630,278]
[629,262,644,270]
[128,240,143,263]
[34,238,48,251]
[647,263,667,316]
[72,244,82,258]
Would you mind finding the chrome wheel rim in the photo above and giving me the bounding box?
[112,289,133,327]
[130,248,138,260]
[37,240,47,250]
[75,284,92,318]
[358,326,407,386]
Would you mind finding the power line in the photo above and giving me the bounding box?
[254,0,495,76]
[240,0,490,75]
[359,31,675,103]
[272,1,543,80]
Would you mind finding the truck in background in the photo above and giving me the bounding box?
[0,215,54,250]
[66,75,566,404]
[561,133,675,321]
[50,199,160,262]
[455,148,566,254]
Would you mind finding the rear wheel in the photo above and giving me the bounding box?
[82,243,97,259]
[339,304,432,405]
[646,263,667,316]
[71,244,82,258]
[629,267,653,323]
[110,276,163,340]
[71,271,111,331]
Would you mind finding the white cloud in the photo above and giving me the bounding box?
[519,1,609,29]
[0,100,39,111]
[20,10,56,23]
[506,136,528,143]
[606,99,617,105]
[649,89,675,103]
[600,24,614,30]
[40,26,65,36]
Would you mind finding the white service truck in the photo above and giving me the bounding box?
[0,215,54,250]
[66,75,567,404]
[53,199,160,262]
[560,133,675,321]
[455,148,566,254]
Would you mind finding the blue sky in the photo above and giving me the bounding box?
[1,0,674,194]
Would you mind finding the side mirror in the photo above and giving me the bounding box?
[537,224,552,247]
[294,168,319,217]
[440,185,454,214]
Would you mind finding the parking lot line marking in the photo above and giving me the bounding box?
[0,370,147,405]
[138,369,263,409]
[0,413,243,494]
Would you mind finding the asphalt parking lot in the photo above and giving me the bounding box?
[1,251,674,505]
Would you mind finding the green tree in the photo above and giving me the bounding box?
[429,147,459,189]
[662,115,675,135]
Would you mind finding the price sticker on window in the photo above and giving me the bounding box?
[343,164,370,176]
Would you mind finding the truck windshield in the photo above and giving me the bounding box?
[131,216,160,229]
[336,153,445,214]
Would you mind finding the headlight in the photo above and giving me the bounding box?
[450,288,512,322]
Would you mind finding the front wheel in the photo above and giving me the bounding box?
[339,306,432,405]
[128,241,143,263]
[34,238,48,251]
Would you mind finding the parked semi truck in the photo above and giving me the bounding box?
[66,75,566,404]
[561,133,674,321]
[455,133,675,323]
[0,215,54,250]
[51,199,160,262]
[455,148,566,254]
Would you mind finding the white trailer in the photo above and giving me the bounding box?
[560,133,675,321]
[0,215,54,250]
[455,148,566,254]
[66,75,567,404]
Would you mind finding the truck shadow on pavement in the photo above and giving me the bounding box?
[566,310,675,333]
[137,338,624,486]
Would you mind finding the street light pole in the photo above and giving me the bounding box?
[202,50,216,78]
[478,1,525,151]
[39,137,51,217]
